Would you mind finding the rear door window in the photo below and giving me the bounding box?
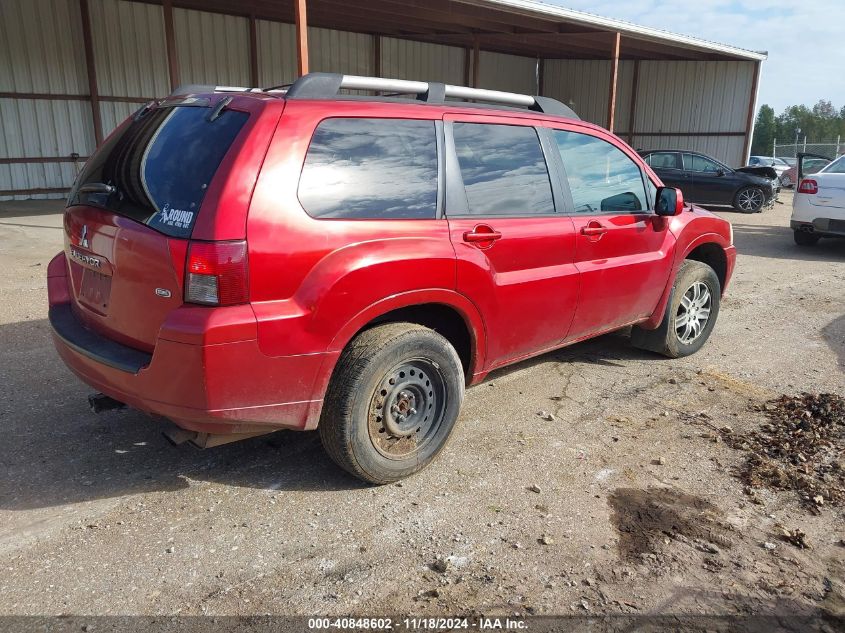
[69,104,249,238]
[298,118,438,219]
[646,152,682,170]
[451,122,555,215]
[554,130,647,213]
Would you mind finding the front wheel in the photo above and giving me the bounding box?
[319,322,465,484]
[631,260,721,358]
[734,186,765,213]
[780,174,793,188]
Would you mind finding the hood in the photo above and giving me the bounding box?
[737,165,778,180]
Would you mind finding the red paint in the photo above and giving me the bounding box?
[49,93,736,435]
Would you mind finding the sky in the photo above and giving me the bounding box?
[549,0,845,114]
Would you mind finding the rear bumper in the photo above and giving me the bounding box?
[48,253,332,434]
[790,219,845,238]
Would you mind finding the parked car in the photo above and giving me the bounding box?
[791,154,845,245]
[48,73,736,483]
[748,155,790,183]
[639,150,777,213]
[781,156,830,188]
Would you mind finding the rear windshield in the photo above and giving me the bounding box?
[68,104,249,238]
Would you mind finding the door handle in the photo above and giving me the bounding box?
[580,224,607,237]
[463,227,502,243]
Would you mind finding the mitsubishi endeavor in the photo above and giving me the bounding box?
[48,73,736,483]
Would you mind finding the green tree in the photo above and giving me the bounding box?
[751,104,776,155]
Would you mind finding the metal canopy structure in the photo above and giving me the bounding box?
[0,0,767,199]
[165,0,766,62]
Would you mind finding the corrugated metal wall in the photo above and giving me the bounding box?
[476,51,537,95]
[310,27,374,76]
[631,61,755,166]
[90,0,170,137]
[0,0,758,199]
[257,19,297,88]
[543,59,754,166]
[0,0,92,199]
[174,8,250,87]
[381,37,466,84]
[543,59,634,132]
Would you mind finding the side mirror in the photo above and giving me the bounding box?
[716,169,725,177]
[655,187,684,216]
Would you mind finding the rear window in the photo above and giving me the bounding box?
[646,152,681,170]
[69,104,249,238]
[298,118,438,219]
[822,156,845,173]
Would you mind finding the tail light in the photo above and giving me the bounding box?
[185,240,249,306]
[798,179,818,194]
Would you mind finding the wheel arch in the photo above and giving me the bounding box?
[685,242,728,292]
[303,291,486,430]
[640,233,731,330]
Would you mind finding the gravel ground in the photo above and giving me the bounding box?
[0,195,843,625]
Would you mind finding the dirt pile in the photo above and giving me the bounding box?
[727,393,845,512]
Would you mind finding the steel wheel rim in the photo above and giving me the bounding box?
[368,359,447,460]
[738,188,763,211]
[675,281,712,344]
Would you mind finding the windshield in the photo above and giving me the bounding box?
[68,104,249,238]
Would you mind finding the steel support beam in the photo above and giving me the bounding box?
[607,31,620,132]
[295,0,310,76]
[472,34,480,87]
[627,59,640,144]
[249,14,259,86]
[163,0,180,90]
[742,61,762,163]
[79,0,103,146]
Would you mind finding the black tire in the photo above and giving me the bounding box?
[793,230,820,246]
[319,322,465,484]
[733,186,766,213]
[631,260,721,359]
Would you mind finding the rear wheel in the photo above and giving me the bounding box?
[319,322,464,484]
[794,230,820,246]
[734,186,765,213]
[631,260,721,358]
[780,174,792,188]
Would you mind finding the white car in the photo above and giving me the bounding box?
[791,155,845,245]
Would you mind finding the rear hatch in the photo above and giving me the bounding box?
[64,98,251,352]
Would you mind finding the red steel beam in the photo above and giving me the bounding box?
[295,0,309,76]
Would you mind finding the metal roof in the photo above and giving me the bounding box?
[475,0,768,61]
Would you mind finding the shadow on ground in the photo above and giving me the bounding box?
[0,199,65,218]
[822,313,845,372]
[0,320,658,511]
[730,223,845,261]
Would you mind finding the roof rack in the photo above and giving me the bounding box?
[285,73,577,118]
[168,73,579,119]
[169,84,261,96]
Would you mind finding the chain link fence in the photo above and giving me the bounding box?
[772,138,843,161]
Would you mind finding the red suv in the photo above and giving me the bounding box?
[49,73,736,483]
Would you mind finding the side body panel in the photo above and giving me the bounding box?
[441,113,579,368]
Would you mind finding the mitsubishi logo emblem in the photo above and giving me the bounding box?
[80,225,89,249]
